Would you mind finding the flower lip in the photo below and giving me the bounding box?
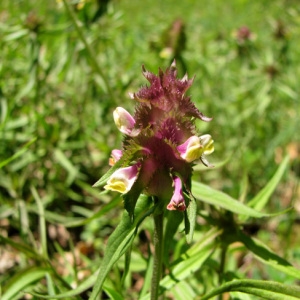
[104,163,139,194]
[113,107,136,135]
[167,176,186,211]
[177,136,203,163]
[200,134,214,155]
[177,134,214,163]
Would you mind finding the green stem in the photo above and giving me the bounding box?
[151,211,164,300]
[61,0,116,103]
[218,245,227,300]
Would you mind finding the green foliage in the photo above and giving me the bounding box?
[0,0,299,299]
[201,279,300,300]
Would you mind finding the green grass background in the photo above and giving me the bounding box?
[0,0,299,299]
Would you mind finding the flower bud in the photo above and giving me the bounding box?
[113,107,136,135]
[109,149,123,166]
[167,177,186,211]
[104,164,139,194]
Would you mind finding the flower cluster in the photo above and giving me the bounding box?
[103,61,214,212]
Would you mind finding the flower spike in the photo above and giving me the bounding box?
[99,62,214,215]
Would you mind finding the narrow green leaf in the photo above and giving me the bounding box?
[15,69,36,102]
[31,198,151,300]
[103,286,124,300]
[88,195,154,300]
[164,211,183,268]
[247,155,289,211]
[192,181,288,218]
[61,0,116,102]
[27,207,86,227]
[31,186,48,259]
[0,236,46,262]
[171,280,197,299]
[160,245,213,291]
[238,231,300,280]
[93,155,126,187]
[185,195,197,244]
[62,195,120,226]
[0,96,8,124]
[27,194,120,228]
[2,267,49,300]
[141,227,222,300]
[140,256,153,298]
[30,272,98,299]
[201,279,300,300]
[0,137,37,169]
[3,28,28,41]
[2,116,29,130]
[161,229,221,289]
[121,247,132,288]
[45,273,56,297]
[54,148,79,186]
[123,180,144,220]
[277,83,298,100]
[29,197,153,300]
[75,179,107,199]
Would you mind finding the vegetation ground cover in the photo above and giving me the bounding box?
[0,0,299,299]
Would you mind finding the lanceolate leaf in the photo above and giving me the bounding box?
[89,195,154,300]
[102,286,124,300]
[159,246,213,292]
[31,272,98,299]
[2,267,50,300]
[27,194,120,228]
[140,227,222,300]
[238,231,300,280]
[93,155,127,187]
[123,179,145,221]
[247,154,289,211]
[0,137,37,169]
[201,279,300,300]
[192,181,289,218]
[184,194,197,244]
[0,236,46,263]
[163,210,183,268]
[32,195,153,299]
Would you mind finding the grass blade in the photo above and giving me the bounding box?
[0,137,36,169]
[238,231,300,280]
[201,279,300,300]
[192,181,290,218]
[2,267,49,300]
[247,154,290,211]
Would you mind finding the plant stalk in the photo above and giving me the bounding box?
[218,245,227,300]
[151,211,164,300]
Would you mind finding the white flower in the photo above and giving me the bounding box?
[104,164,139,194]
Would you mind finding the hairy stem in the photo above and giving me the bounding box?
[151,211,164,300]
